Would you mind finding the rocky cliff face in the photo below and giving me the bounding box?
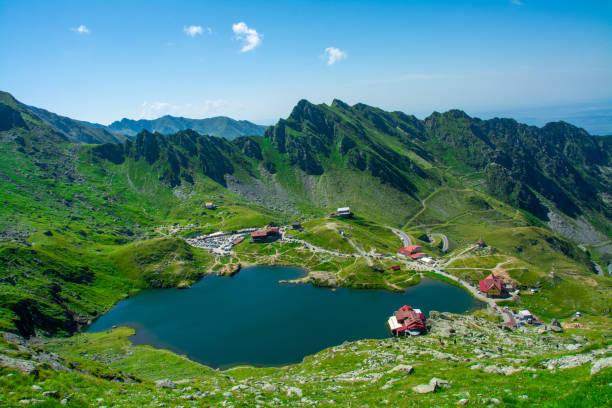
[261,99,611,227]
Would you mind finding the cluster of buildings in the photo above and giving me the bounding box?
[397,245,425,259]
[387,305,427,336]
[186,231,248,255]
[478,273,513,298]
[396,245,434,263]
[251,227,281,243]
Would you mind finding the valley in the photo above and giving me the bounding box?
[0,90,611,406]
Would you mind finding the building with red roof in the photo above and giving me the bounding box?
[479,273,506,297]
[387,305,427,336]
[397,245,422,256]
[251,228,280,243]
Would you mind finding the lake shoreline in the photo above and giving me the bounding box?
[86,266,482,368]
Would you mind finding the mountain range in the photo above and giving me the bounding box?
[0,89,610,339]
[1,92,268,143]
[102,115,268,140]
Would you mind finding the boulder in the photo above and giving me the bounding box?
[261,383,279,392]
[42,390,59,398]
[429,377,450,389]
[470,363,484,370]
[591,357,612,376]
[457,398,469,405]
[33,352,70,372]
[0,355,38,375]
[388,364,414,375]
[412,383,436,394]
[501,366,523,376]
[429,311,441,320]
[483,365,504,375]
[155,379,176,389]
[286,386,303,397]
[2,332,25,345]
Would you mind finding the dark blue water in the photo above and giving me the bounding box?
[88,266,480,368]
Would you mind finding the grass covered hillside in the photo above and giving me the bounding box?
[0,91,611,406]
[1,312,610,407]
[1,90,610,334]
[0,93,282,336]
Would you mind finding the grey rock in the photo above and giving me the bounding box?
[412,383,436,393]
[286,386,303,397]
[501,366,523,376]
[42,390,59,398]
[490,398,501,405]
[261,383,279,392]
[31,385,42,390]
[483,365,504,375]
[155,379,176,389]
[388,364,414,374]
[2,332,25,345]
[32,352,70,372]
[591,357,612,376]
[470,363,484,370]
[457,398,469,405]
[429,377,450,389]
[0,354,38,375]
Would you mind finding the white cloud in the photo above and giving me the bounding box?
[184,25,204,37]
[232,22,262,52]
[139,100,241,120]
[510,0,523,5]
[323,47,347,65]
[71,25,90,34]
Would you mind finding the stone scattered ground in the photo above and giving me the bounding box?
[1,312,610,407]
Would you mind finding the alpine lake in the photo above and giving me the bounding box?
[88,266,482,369]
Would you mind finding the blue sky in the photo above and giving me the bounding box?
[1,0,611,133]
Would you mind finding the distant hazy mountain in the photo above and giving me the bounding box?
[105,115,268,140]
[24,103,127,144]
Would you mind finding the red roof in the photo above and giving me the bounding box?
[479,273,503,292]
[268,227,280,234]
[398,245,422,255]
[391,265,401,271]
[251,231,268,238]
[394,305,426,332]
[410,252,426,259]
